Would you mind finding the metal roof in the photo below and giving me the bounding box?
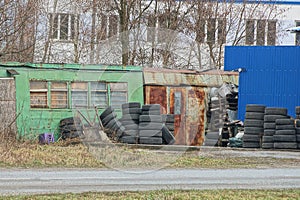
[143,68,238,87]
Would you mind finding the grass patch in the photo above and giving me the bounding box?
[0,140,299,169]
[2,189,300,200]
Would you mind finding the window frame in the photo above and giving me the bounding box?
[30,81,49,109]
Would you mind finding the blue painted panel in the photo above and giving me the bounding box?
[224,46,300,121]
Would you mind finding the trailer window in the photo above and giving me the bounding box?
[91,82,107,108]
[110,82,127,109]
[51,82,68,108]
[30,81,48,108]
[71,82,88,108]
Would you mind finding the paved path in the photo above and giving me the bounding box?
[1,168,300,195]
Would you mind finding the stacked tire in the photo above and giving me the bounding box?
[296,106,300,120]
[203,131,220,146]
[100,106,125,141]
[274,118,297,149]
[296,117,300,149]
[139,104,163,145]
[59,117,83,140]
[162,114,175,135]
[119,103,141,144]
[243,104,265,148]
[209,96,226,131]
[262,107,288,149]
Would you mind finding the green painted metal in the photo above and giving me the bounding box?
[0,62,144,140]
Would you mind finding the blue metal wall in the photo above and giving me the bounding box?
[224,46,300,121]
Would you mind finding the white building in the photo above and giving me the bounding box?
[33,0,300,68]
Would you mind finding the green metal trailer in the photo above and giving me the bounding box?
[0,62,143,140]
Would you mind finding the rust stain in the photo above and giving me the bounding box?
[145,86,167,114]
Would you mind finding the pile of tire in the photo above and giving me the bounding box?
[243,104,265,148]
[139,104,163,145]
[162,114,175,135]
[99,106,125,141]
[59,117,83,140]
[273,118,297,149]
[161,114,176,145]
[119,102,141,144]
[296,106,300,120]
[208,96,226,131]
[296,109,300,149]
[203,131,220,146]
[262,107,288,149]
[225,93,238,111]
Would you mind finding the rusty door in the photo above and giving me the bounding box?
[170,87,186,145]
[0,78,17,139]
[144,86,167,114]
[185,87,206,146]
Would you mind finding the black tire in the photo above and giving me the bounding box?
[205,132,220,140]
[139,130,162,137]
[262,136,273,143]
[139,122,163,130]
[273,135,296,142]
[59,117,81,126]
[264,129,276,136]
[162,114,175,123]
[139,137,163,145]
[296,128,300,134]
[244,127,264,134]
[120,114,140,121]
[111,121,123,131]
[165,123,175,131]
[100,106,114,120]
[105,118,119,129]
[123,129,139,136]
[296,134,300,142]
[243,134,261,142]
[265,107,287,116]
[243,142,260,148]
[244,119,264,127]
[162,125,175,145]
[121,102,141,109]
[141,110,161,115]
[296,106,300,114]
[139,115,162,123]
[142,104,161,111]
[246,104,265,113]
[275,118,294,125]
[245,112,264,120]
[120,136,138,144]
[122,108,142,115]
[274,142,297,149]
[264,123,276,129]
[264,115,287,122]
[115,126,126,138]
[123,124,139,130]
[275,130,296,135]
[275,125,295,130]
[120,119,139,126]
[262,143,274,149]
[101,112,117,126]
[60,124,82,132]
[295,120,300,127]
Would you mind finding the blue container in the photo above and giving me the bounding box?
[224,46,300,121]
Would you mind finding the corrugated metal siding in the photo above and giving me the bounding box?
[224,46,300,120]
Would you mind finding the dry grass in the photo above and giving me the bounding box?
[0,138,299,169]
[2,189,300,200]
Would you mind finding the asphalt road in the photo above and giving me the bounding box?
[1,168,300,195]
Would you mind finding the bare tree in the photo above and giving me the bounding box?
[0,0,39,62]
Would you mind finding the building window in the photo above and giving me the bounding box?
[97,14,107,41]
[51,82,68,109]
[71,82,88,108]
[267,20,276,45]
[296,21,300,46]
[30,81,48,108]
[196,19,205,44]
[246,20,255,45]
[147,15,156,42]
[91,82,107,108]
[110,82,127,109]
[217,19,226,45]
[108,15,118,37]
[256,20,266,45]
[49,13,75,40]
[174,91,181,115]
